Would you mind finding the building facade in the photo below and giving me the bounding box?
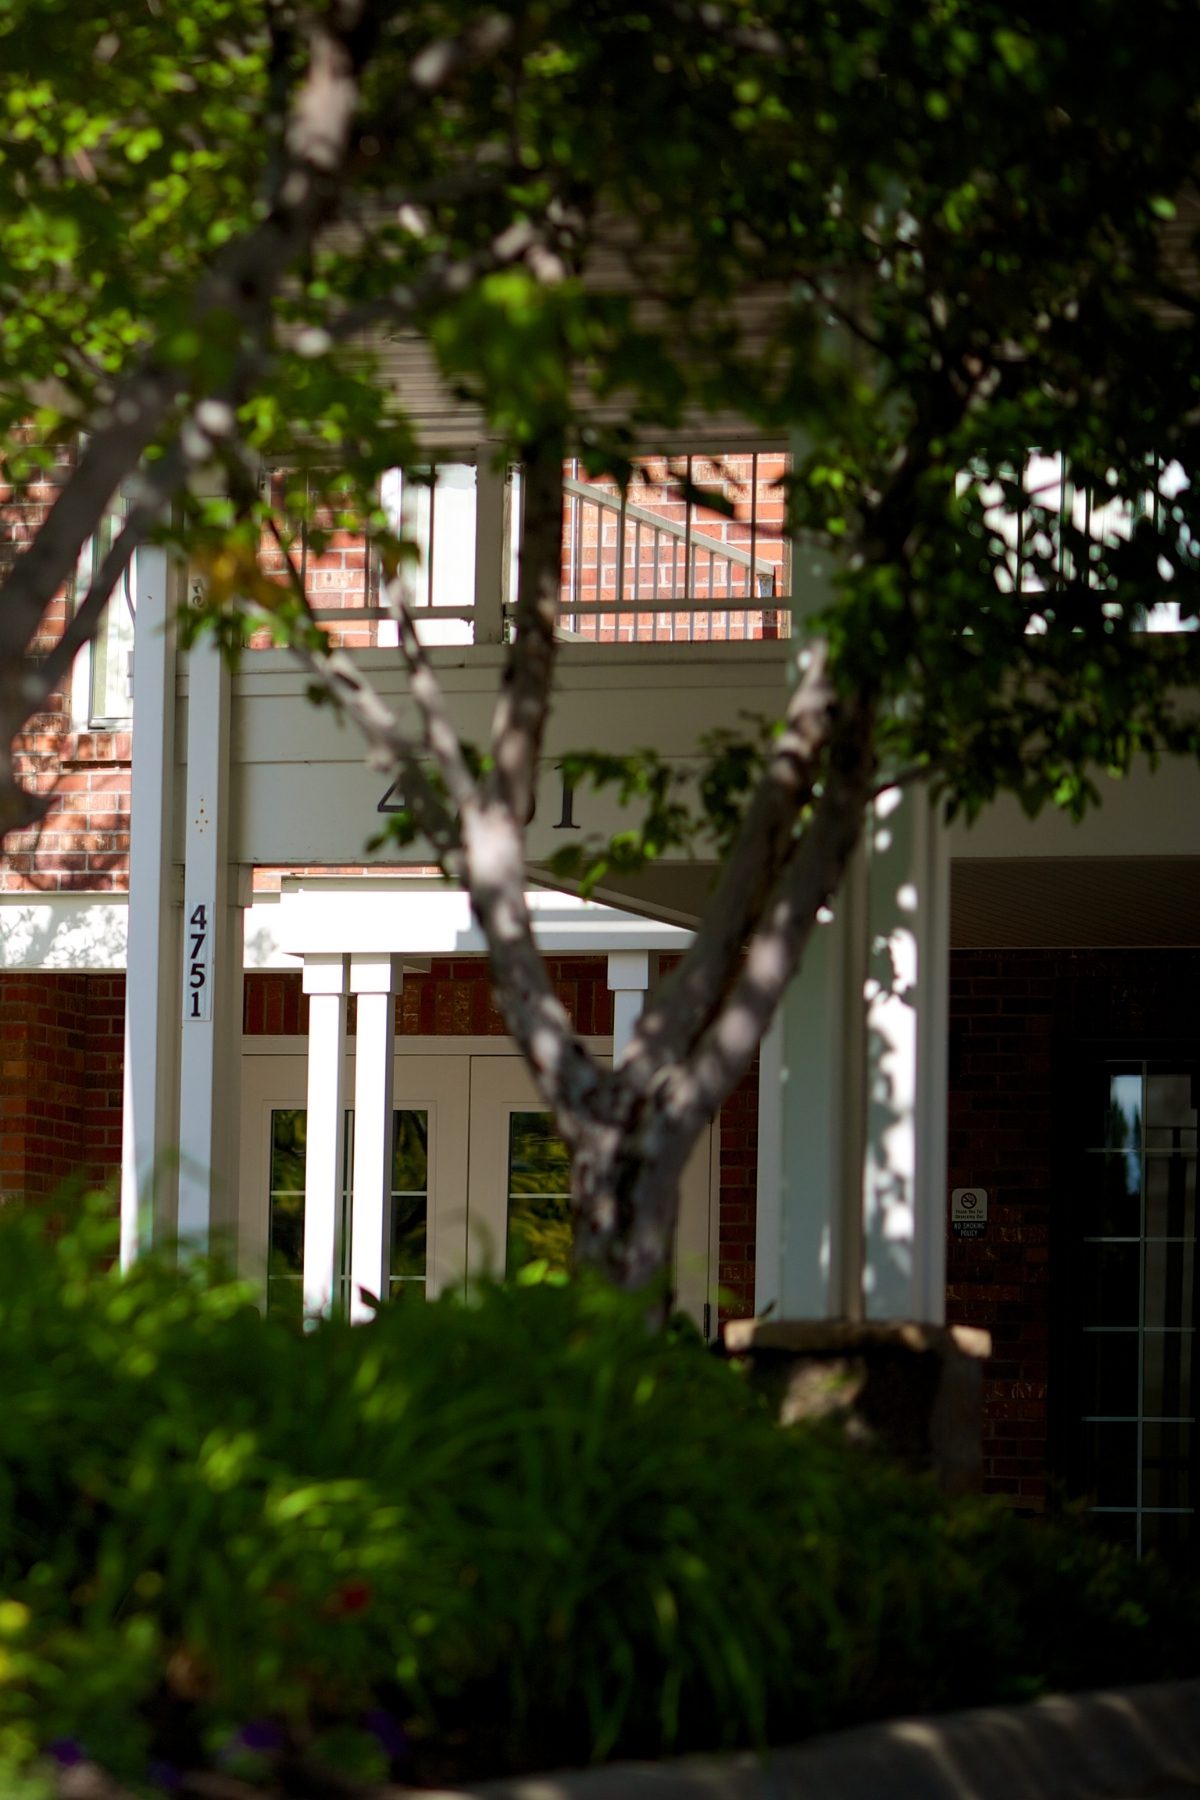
[1,444,1197,1562]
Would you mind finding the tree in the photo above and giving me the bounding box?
[4,0,1200,1299]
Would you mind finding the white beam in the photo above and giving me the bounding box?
[121,544,180,1267]
[349,953,400,1322]
[277,880,693,958]
[302,953,348,1320]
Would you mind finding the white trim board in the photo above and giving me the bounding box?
[275,880,694,958]
[0,897,129,973]
[0,887,692,974]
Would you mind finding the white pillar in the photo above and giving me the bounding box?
[176,628,241,1250]
[349,953,400,1322]
[302,953,349,1320]
[607,949,651,1060]
[761,847,868,1319]
[473,449,509,645]
[120,544,181,1267]
[862,789,950,1322]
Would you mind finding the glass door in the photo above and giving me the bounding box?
[239,1051,470,1309]
[467,1056,716,1333]
[1068,1058,1197,1561]
[241,1049,716,1334]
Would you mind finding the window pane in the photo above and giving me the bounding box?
[390,1110,428,1291]
[380,464,477,645]
[268,1105,430,1312]
[1077,1422,1139,1506]
[268,1108,307,1319]
[87,508,135,722]
[1085,1153,1142,1238]
[1145,1154,1197,1240]
[1144,1238,1195,1334]
[507,1112,572,1274]
[1105,1071,1143,1154]
[1143,1330,1195,1419]
[1079,1331,1140,1417]
[1140,1510,1197,1568]
[1080,1241,1141,1328]
[1146,1069,1198,1132]
[1143,1424,1194,1510]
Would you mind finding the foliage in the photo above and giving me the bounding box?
[6,2,1200,1283]
[0,1201,1194,1794]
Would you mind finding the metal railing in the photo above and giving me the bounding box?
[558,453,790,643]
[250,455,793,649]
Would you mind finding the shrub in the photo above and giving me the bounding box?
[0,1198,1194,1794]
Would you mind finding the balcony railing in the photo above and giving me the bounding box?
[560,453,790,643]
[252,452,793,650]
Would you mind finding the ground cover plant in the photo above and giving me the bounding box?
[0,1200,1195,1798]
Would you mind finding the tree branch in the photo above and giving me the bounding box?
[670,695,877,1137]
[385,574,479,820]
[1,0,371,666]
[484,441,563,825]
[257,523,465,872]
[23,442,191,714]
[630,642,838,1076]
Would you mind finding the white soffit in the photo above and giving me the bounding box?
[952,857,1200,948]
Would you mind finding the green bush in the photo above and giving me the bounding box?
[0,1198,1194,1794]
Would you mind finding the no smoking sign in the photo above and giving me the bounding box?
[950,1187,988,1240]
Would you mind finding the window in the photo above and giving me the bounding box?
[267,1106,430,1318]
[506,1111,573,1274]
[1067,1058,1197,1562]
[75,505,135,725]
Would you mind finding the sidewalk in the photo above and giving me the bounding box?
[424,1679,1200,1800]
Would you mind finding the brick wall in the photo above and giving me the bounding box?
[1,442,133,894]
[243,957,616,1040]
[946,952,1055,1512]
[561,451,790,644]
[0,972,125,1202]
[945,946,1200,1515]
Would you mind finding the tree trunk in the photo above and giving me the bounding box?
[570,1113,682,1313]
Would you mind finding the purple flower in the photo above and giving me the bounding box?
[235,1718,286,1753]
[365,1707,409,1761]
[47,1738,86,1769]
[147,1759,182,1792]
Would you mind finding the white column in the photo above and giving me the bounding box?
[759,440,864,1318]
[302,953,349,1320]
[607,949,651,1060]
[349,953,400,1322]
[762,847,868,1319]
[176,627,242,1250]
[862,789,950,1322]
[120,544,181,1267]
[473,449,508,645]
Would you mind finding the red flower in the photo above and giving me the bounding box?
[328,1578,373,1616]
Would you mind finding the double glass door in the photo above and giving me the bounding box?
[239,1047,716,1332]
